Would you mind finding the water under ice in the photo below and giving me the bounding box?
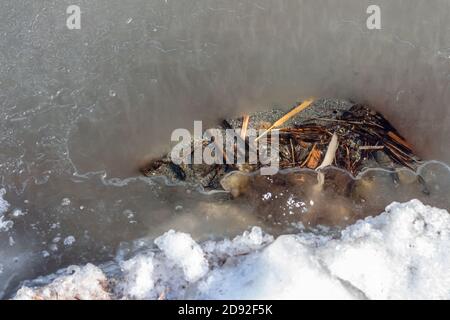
[13,199,450,300]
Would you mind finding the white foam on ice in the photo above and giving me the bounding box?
[12,200,450,300]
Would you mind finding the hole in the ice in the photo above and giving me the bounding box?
[141,160,450,233]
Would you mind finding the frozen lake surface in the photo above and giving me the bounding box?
[1,0,450,299]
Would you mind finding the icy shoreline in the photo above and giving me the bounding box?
[11,199,450,300]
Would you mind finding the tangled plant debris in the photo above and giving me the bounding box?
[141,98,423,191]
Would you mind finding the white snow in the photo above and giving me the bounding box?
[118,253,155,299]
[154,230,209,282]
[319,200,450,299]
[193,235,356,300]
[61,198,71,206]
[0,189,13,232]
[114,227,273,300]
[12,209,26,217]
[14,264,110,300]
[12,200,450,300]
[0,189,9,213]
[0,216,13,232]
[63,236,76,246]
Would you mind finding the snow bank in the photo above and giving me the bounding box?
[114,227,273,300]
[12,200,450,300]
[192,235,357,300]
[320,200,450,299]
[14,264,110,300]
